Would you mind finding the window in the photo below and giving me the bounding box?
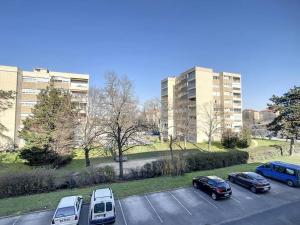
[55,207,75,218]
[213,92,220,96]
[213,76,219,80]
[36,77,49,83]
[224,91,232,96]
[23,76,36,82]
[208,180,215,186]
[94,203,105,214]
[274,165,285,173]
[22,89,40,94]
[106,202,112,212]
[285,168,295,176]
[264,163,271,169]
[21,101,37,107]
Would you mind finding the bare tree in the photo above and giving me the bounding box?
[199,102,222,151]
[101,73,148,179]
[142,98,161,134]
[76,88,106,167]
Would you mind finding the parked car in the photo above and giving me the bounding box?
[256,161,300,187]
[193,176,232,200]
[228,172,271,193]
[51,195,83,225]
[89,188,116,224]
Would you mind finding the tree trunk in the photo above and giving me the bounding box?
[289,137,295,156]
[118,148,124,179]
[208,136,211,151]
[84,147,90,167]
[184,136,187,151]
[169,135,174,161]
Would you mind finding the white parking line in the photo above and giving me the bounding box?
[144,195,164,223]
[118,200,128,225]
[168,191,193,216]
[192,190,218,209]
[230,196,241,204]
[13,216,21,225]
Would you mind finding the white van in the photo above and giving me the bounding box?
[89,188,116,224]
[51,196,83,225]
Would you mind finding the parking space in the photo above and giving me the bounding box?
[0,180,299,225]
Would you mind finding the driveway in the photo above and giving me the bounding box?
[1,179,299,225]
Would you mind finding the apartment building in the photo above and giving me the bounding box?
[0,65,89,148]
[161,66,242,142]
[243,109,260,126]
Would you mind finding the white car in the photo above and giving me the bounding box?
[51,195,83,225]
[89,188,116,224]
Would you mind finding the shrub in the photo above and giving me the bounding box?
[221,129,239,148]
[185,150,249,172]
[64,166,116,188]
[19,146,72,167]
[0,168,55,198]
[237,127,252,148]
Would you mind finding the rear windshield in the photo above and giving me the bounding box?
[217,182,229,188]
[94,203,105,214]
[106,202,112,211]
[55,207,75,218]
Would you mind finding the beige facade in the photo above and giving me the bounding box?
[0,65,89,148]
[161,66,242,142]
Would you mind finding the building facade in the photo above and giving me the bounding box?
[161,66,242,142]
[243,109,260,126]
[0,65,89,148]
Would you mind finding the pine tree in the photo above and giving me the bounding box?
[267,86,300,155]
[19,87,78,165]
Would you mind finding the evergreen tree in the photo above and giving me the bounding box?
[0,90,15,143]
[19,87,78,166]
[267,86,300,155]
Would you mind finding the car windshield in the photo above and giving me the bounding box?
[247,172,264,180]
[55,206,75,218]
[94,203,105,214]
[217,182,229,188]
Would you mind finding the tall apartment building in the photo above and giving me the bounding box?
[161,66,242,142]
[0,65,89,148]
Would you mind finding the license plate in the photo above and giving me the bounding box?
[59,218,70,223]
[264,187,269,190]
[224,193,229,196]
[96,214,105,218]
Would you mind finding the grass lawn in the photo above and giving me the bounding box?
[0,155,299,217]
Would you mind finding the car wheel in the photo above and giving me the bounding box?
[287,180,294,187]
[229,177,235,183]
[250,186,257,193]
[193,182,198,189]
[211,192,217,200]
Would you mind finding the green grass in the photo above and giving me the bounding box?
[0,155,299,217]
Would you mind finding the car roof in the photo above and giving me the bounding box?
[93,188,113,202]
[271,161,300,170]
[206,176,224,182]
[58,196,79,208]
[243,172,263,179]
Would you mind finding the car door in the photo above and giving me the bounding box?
[237,174,249,187]
[235,174,246,186]
[198,178,207,190]
[206,179,215,194]
[261,163,273,177]
[272,165,286,182]
[76,197,83,218]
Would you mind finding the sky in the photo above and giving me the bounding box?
[0,0,299,110]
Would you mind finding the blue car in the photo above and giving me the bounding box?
[256,161,300,187]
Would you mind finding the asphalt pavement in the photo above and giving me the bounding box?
[0,179,299,225]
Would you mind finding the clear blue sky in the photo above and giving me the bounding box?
[0,0,299,110]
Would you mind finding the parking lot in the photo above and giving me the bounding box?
[1,179,300,225]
